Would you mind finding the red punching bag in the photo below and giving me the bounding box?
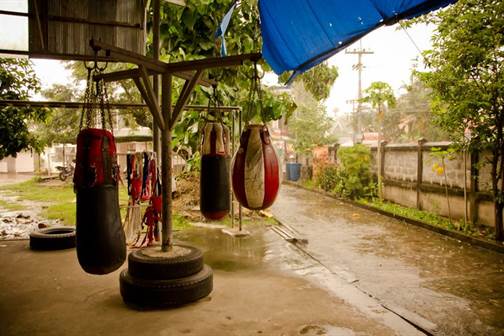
[231,124,280,210]
[74,66,126,275]
[200,121,230,220]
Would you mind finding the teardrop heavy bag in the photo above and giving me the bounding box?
[200,122,230,220]
[74,128,126,275]
[231,124,280,210]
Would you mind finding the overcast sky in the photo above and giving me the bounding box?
[0,0,436,117]
[264,22,435,117]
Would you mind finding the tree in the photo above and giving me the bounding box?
[289,82,337,155]
[36,84,81,145]
[384,77,447,142]
[0,58,48,160]
[418,0,504,240]
[361,81,396,199]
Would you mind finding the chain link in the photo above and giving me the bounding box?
[79,60,113,133]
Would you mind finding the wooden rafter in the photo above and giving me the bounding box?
[94,68,216,87]
[170,70,203,129]
[91,39,262,74]
[133,75,165,130]
[90,39,166,73]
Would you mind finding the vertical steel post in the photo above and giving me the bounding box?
[152,0,161,156]
[161,73,172,251]
[238,108,242,231]
[231,109,235,229]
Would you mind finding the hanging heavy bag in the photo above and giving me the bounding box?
[200,121,231,220]
[74,64,126,275]
[231,124,280,210]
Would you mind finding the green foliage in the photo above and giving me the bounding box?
[279,62,339,101]
[361,81,396,120]
[334,145,376,199]
[37,84,81,145]
[316,145,376,199]
[358,199,460,230]
[384,77,448,142]
[289,82,337,154]
[0,58,48,159]
[417,0,504,239]
[316,163,339,192]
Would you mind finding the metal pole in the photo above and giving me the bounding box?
[152,0,161,156]
[231,109,235,229]
[161,73,172,251]
[238,108,242,231]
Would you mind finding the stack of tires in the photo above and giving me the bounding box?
[119,244,213,308]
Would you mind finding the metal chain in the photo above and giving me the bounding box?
[79,56,113,131]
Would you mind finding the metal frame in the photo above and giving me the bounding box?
[74,39,259,251]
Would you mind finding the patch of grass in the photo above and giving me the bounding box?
[42,202,75,225]
[359,198,497,240]
[301,179,317,190]
[0,199,26,211]
[358,198,462,231]
[0,179,75,204]
[173,213,191,230]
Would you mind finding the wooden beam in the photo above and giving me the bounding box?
[91,39,261,74]
[170,70,203,129]
[133,76,165,130]
[161,72,173,251]
[94,68,216,87]
[164,53,262,72]
[32,0,46,50]
[90,39,166,73]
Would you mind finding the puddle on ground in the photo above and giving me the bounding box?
[298,324,357,336]
[174,225,268,272]
[272,186,504,336]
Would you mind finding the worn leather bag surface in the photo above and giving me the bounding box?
[74,67,126,275]
[200,122,230,220]
[76,184,125,274]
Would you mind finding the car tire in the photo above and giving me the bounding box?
[128,244,204,280]
[120,264,213,309]
[29,227,76,250]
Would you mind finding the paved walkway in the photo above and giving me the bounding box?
[271,185,504,336]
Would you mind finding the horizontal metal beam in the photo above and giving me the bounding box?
[0,100,241,112]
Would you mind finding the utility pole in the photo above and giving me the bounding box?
[346,42,373,144]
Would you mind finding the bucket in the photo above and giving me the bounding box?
[286,163,301,181]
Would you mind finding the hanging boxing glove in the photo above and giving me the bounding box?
[231,124,280,210]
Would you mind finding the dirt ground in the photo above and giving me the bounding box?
[0,227,401,336]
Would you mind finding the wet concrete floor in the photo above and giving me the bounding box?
[1,222,422,336]
[271,185,504,336]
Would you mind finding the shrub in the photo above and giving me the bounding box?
[316,162,339,192]
[315,144,376,199]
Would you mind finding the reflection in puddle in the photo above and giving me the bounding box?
[174,225,267,272]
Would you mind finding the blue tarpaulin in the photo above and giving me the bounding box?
[259,0,456,78]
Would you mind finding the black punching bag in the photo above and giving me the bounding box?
[74,128,126,274]
[200,122,230,220]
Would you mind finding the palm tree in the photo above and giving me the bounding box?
[361,81,396,199]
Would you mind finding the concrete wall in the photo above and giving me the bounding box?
[0,151,35,173]
[361,141,501,228]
